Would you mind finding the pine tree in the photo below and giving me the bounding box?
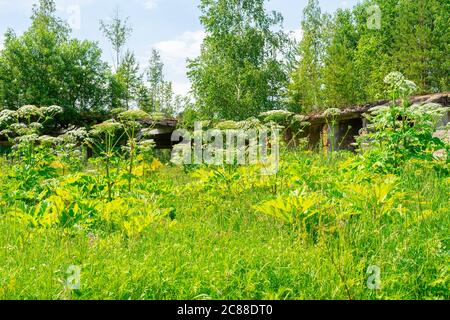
[353,0,395,101]
[115,51,142,109]
[288,0,328,112]
[431,0,450,92]
[142,49,175,115]
[322,9,359,107]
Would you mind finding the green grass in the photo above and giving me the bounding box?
[0,151,449,300]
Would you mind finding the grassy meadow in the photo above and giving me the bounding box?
[0,0,449,302]
[1,150,448,300]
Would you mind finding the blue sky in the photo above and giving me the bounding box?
[0,0,359,95]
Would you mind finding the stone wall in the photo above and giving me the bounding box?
[299,93,450,151]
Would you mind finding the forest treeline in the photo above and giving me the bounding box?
[0,0,186,125]
[288,0,449,113]
[0,0,448,125]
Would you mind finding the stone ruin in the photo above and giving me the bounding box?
[296,93,450,152]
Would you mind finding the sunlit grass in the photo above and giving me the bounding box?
[0,150,448,300]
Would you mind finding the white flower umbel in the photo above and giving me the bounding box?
[260,110,294,124]
[14,133,39,144]
[0,109,17,126]
[90,120,123,136]
[323,108,342,119]
[17,105,42,119]
[61,127,88,142]
[29,122,44,131]
[39,135,61,147]
[384,72,417,96]
[118,109,149,121]
[138,139,156,152]
[384,71,405,87]
[41,105,63,116]
[215,120,240,130]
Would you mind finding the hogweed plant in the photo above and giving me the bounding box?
[259,110,311,148]
[88,120,123,201]
[137,133,157,178]
[0,105,63,194]
[323,108,342,154]
[0,105,63,166]
[56,127,88,174]
[357,72,449,172]
[117,109,150,192]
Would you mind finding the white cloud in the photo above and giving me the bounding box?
[172,82,191,96]
[149,30,206,95]
[0,0,92,13]
[143,0,158,10]
[339,1,350,9]
[0,0,34,11]
[153,30,205,69]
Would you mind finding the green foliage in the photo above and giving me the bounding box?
[393,0,449,92]
[288,0,449,111]
[0,0,448,301]
[140,49,177,116]
[357,73,449,172]
[188,0,291,120]
[1,149,448,299]
[114,51,142,110]
[0,1,109,124]
[322,9,359,108]
[287,0,329,112]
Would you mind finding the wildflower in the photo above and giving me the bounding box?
[260,110,293,123]
[39,135,60,147]
[118,109,149,121]
[149,158,163,171]
[238,117,263,130]
[29,122,43,131]
[402,80,418,95]
[10,123,31,135]
[61,127,88,142]
[17,105,42,118]
[72,149,82,157]
[121,145,131,153]
[41,105,63,116]
[292,115,307,123]
[90,120,122,136]
[215,120,240,130]
[264,121,285,131]
[50,161,65,169]
[14,134,39,143]
[0,129,12,136]
[0,109,17,125]
[292,115,311,128]
[323,108,342,119]
[384,72,405,86]
[138,139,156,153]
[384,72,417,96]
